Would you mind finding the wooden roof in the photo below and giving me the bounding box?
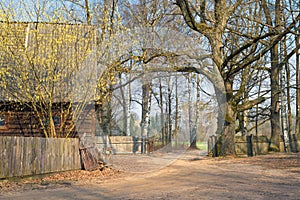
[0,22,97,102]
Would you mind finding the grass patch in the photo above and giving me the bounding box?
[196,142,208,151]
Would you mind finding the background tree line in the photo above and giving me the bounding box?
[0,0,299,156]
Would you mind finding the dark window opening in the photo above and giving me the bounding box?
[43,115,60,127]
[0,115,5,126]
[53,116,60,126]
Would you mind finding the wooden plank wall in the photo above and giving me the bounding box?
[0,136,81,178]
[0,111,77,138]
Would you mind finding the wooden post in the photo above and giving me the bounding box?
[292,134,299,152]
[247,134,253,157]
[212,135,218,157]
[141,136,146,154]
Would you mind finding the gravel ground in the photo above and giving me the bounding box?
[0,150,299,200]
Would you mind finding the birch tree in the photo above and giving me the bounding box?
[296,28,300,139]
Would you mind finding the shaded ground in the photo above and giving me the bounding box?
[0,150,299,200]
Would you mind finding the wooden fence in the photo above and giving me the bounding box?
[208,135,270,156]
[94,136,185,155]
[95,136,146,154]
[208,134,300,156]
[234,135,269,156]
[0,136,81,178]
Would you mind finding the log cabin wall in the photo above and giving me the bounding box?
[0,102,79,138]
[0,111,43,137]
[0,111,78,138]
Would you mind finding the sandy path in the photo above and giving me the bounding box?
[1,150,299,200]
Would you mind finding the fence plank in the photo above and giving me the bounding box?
[35,137,41,174]
[0,137,3,177]
[32,137,38,175]
[62,139,67,171]
[67,139,72,170]
[47,139,52,173]
[11,137,16,177]
[40,138,46,174]
[14,137,22,177]
[75,140,80,169]
[53,139,56,172]
[60,139,65,171]
[25,137,32,176]
[22,136,28,176]
[4,137,9,177]
[18,137,24,177]
[54,139,57,172]
[8,137,13,177]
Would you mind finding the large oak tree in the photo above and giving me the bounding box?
[174,0,300,155]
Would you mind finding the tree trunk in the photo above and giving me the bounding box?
[187,73,196,147]
[262,0,281,151]
[174,75,179,147]
[296,30,300,136]
[159,78,165,145]
[141,81,152,138]
[126,74,131,136]
[165,99,169,143]
[191,74,201,149]
[219,80,236,156]
[270,53,281,151]
[119,74,128,136]
[220,110,236,156]
[141,79,152,154]
[167,76,172,144]
[255,70,264,155]
[283,38,293,152]
[280,68,289,151]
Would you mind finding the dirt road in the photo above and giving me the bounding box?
[1,150,299,200]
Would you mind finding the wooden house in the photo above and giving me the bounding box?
[0,22,97,138]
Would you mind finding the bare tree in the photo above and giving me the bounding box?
[174,0,300,155]
[296,26,300,137]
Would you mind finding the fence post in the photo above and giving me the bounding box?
[207,135,218,157]
[246,134,253,157]
[292,134,299,153]
[212,135,218,157]
[207,136,211,156]
[132,136,139,154]
[141,136,146,154]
